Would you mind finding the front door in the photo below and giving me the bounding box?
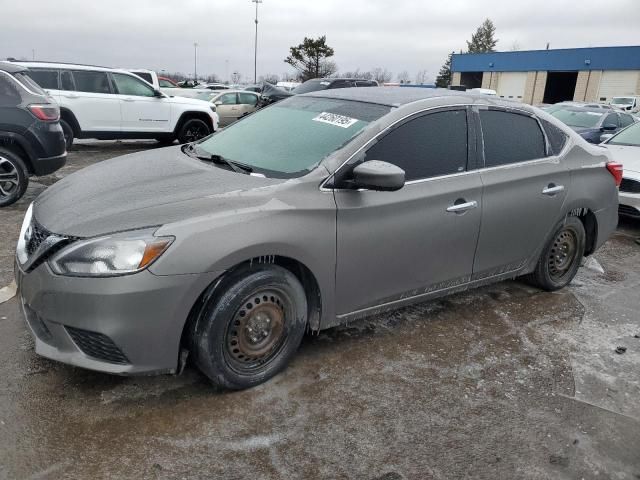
[111,72,171,132]
[333,108,483,317]
[472,107,571,278]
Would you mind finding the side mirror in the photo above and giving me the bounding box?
[214,100,223,106]
[600,133,614,143]
[352,160,405,191]
[602,123,617,131]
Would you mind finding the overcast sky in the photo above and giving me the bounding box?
[2,0,639,83]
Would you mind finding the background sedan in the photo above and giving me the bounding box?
[549,106,636,143]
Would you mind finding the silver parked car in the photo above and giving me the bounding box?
[15,88,620,389]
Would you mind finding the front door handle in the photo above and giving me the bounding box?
[123,97,136,102]
[542,184,565,196]
[63,94,79,99]
[446,200,478,213]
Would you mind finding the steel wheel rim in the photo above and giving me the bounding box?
[184,124,207,142]
[548,228,578,281]
[224,289,289,373]
[0,157,19,199]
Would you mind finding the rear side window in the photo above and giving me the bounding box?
[603,113,619,128]
[238,92,258,106]
[29,69,59,89]
[619,114,635,128]
[72,71,111,94]
[0,75,21,106]
[60,70,74,91]
[364,109,468,181]
[480,110,546,167]
[540,119,568,155]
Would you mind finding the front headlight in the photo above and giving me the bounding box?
[16,203,34,265]
[49,230,173,277]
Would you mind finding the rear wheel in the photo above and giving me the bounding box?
[192,265,307,390]
[526,216,586,291]
[177,118,211,144]
[60,119,74,149]
[0,147,29,207]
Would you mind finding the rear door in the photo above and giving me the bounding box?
[111,72,171,133]
[472,107,571,278]
[63,70,121,132]
[334,107,483,316]
[237,92,260,118]
[215,93,240,126]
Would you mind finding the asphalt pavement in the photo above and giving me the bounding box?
[0,141,639,479]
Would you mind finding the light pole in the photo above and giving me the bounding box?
[252,0,262,83]
[193,42,198,83]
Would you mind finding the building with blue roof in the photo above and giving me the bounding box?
[451,46,640,105]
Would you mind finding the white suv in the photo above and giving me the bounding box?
[18,62,219,148]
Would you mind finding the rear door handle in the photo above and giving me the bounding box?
[542,184,565,196]
[123,97,135,102]
[446,200,478,213]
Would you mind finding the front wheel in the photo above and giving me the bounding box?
[60,119,74,149]
[525,216,586,291]
[0,147,29,207]
[177,118,211,144]
[192,265,307,390]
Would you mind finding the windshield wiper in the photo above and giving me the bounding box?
[183,143,252,174]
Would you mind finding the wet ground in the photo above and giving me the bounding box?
[0,142,639,479]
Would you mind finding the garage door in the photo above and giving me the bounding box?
[597,71,639,102]
[496,72,527,102]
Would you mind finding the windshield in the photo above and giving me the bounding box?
[292,79,331,94]
[612,97,634,105]
[196,96,390,178]
[550,109,604,128]
[608,122,640,147]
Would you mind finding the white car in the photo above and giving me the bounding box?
[18,62,219,148]
[601,121,640,218]
[610,96,640,113]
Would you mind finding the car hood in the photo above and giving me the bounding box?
[603,144,640,175]
[34,146,287,237]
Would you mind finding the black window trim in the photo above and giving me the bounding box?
[59,68,76,91]
[473,105,553,170]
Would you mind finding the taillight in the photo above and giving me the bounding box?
[28,104,60,122]
[606,161,623,187]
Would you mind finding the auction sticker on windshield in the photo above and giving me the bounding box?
[313,112,358,128]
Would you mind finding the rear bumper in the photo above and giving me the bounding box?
[31,152,67,176]
[618,191,640,218]
[16,260,222,375]
[594,204,619,251]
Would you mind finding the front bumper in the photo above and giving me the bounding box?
[15,261,221,375]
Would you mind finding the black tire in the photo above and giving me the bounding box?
[60,119,74,149]
[526,216,586,291]
[192,265,307,390]
[176,118,211,144]
[0,147,29,207]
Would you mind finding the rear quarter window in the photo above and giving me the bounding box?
[540,119,568,155]
[28,69,59,90]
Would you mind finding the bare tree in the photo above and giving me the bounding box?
[230,72,242,84]
[415,70,429,85]
[319,60,338,78]
[397,70,410,84]
[341,69,373,80]
[371,67,393,84]
[205,74,221,83]
[259,73,280,84]
[509,41,521,51]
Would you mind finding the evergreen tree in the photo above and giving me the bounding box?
[466,18,498,53]
[435,52,453,88]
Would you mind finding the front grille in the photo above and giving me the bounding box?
[620,178,640,194]
[618,204,640,217]
[23,219,76,271]
[65,326,130,365]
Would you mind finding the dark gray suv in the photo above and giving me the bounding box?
[15,88,620,389]
[0,62,66,206]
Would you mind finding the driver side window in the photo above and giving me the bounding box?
[111,73,155,97]
[363,109,468,181]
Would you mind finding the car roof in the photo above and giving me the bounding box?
[11,61,116,72]
[0,61,27,74]
[559,106,608,114]
[301,86,533,110]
